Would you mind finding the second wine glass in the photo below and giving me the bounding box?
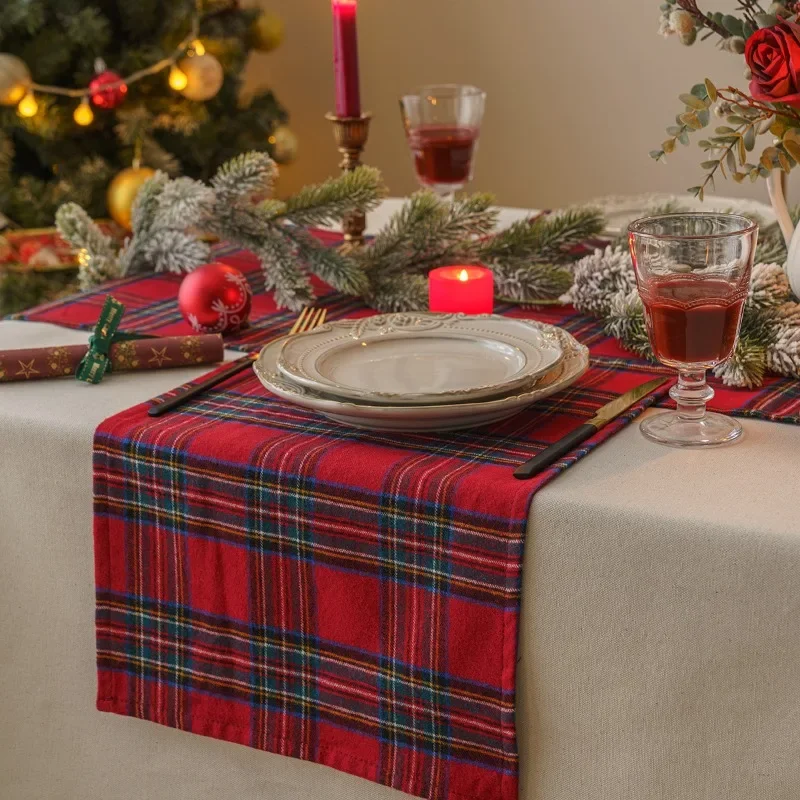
[400,84,486,201]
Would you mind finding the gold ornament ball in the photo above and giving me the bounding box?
[269,125,298,164]
[178,53,224,102]
[107,167,157,230]
[0,54,31,106]
[251,11,285,52]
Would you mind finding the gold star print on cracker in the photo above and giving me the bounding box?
[148,347,172,367]
[16,360,39,379]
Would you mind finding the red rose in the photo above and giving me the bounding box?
[746,19,800,107]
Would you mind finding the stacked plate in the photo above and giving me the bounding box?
[253,313,589,432]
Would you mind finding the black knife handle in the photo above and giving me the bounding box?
[148,355,254,417]
[513,423,598,480]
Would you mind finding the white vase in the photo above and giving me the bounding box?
[766,171,800,298]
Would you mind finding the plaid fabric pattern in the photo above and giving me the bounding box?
[20,232,800,800]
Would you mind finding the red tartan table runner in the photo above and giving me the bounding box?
[16,232,800,800]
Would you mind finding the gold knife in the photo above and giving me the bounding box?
[513,377,668,480]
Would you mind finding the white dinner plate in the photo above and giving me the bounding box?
[588,192,775,236]
[276,313,564,406]
[254,322,588,432]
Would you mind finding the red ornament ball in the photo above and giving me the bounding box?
[178,262,252,335]
[89,70,127,109]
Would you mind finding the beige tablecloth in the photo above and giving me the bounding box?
[2,205,800,800]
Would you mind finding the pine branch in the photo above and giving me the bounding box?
[603,289,654,359]
[280,225,367,296]
[276,166,386,228]
[55,203,116,258]
[143,230,210,274]
[212,151,276,205]
[493,263,574,304]
[365,275,430,313]
[358,192,497,276]
[256,234,314,310]
[55,203,121,290]
[153,177,215,230]
[482,208,605,265]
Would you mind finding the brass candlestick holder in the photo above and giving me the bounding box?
[326,111,372,246]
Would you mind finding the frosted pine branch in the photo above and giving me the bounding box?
[143,230,210,274]
[212,151,276,205]
[281,225,367,296]
[365,275,430,313]
[493,263,573,304]
[153,177,215,230]
[562,246,636,317]
[278,166,386,228]
[55,203,120,290]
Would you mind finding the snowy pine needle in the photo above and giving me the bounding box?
[212,152,276,204]
[278,167,385,228]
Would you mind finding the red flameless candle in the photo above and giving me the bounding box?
[429,266,494,315]
[332,0,361,118]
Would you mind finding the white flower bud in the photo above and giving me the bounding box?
[669,9,695,36]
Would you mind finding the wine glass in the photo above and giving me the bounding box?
[628,213,758,447]
[400,84,486,201]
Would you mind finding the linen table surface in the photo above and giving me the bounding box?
[2,203,800,800]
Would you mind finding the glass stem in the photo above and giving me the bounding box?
[670,368,714,421]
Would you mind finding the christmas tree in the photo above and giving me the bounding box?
[0,0,290,230]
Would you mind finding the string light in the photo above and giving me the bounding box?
[17,90,38,118]
[168,65,189,92]
[21,14,200,101]
[73,97,94,126]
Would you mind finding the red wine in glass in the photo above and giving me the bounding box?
[639,276,747,366]
[407,125,479,189]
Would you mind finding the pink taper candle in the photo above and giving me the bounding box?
[332,0,361,118]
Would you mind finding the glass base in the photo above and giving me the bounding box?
[640,410,743,448]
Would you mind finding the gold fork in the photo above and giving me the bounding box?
[148,307,328,417]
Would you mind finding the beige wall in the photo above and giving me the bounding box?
[246,0,762,208]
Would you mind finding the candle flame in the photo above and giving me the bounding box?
[458,269,469,282]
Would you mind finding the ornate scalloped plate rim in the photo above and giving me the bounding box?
[254,324,589,432]
[275,312,565,406]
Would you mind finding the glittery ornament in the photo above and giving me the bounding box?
[89,70,128,109]
[178,262,252,334]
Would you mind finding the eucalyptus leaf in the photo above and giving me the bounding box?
[697,109,710,127]
[680,93,709,111]
[760,152,774,171]
[743,21,755,39]
[722,15,744,36]
[732,172,746,184]
[662,139,676,154]
[782,138,800,163]
[749,168,760,183]
[715,126,735,134]
[727,115,749,126]
[666,125,682,136]
[704,79,718,102]
[649,149,666,161]
[755,13,778,27]
[701,160,719,169]
[726,149,737,173]
[778,150,791,172]
[738,136,747,164]
[678,132,690,146]
[690,84,708,99]
[680,112,702,130]
[743,126,756,151]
